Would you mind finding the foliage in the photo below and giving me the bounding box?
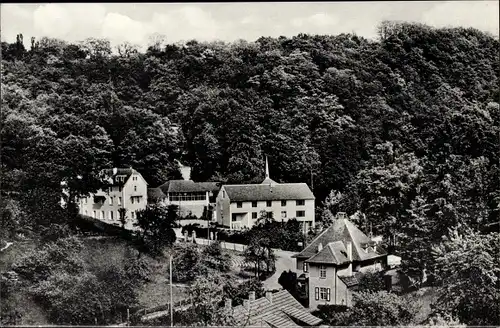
[223,278,265,306]
[186,275,235,326]
[430,227,500,325]
[315,291,421,326]
[10,237,143,325]
[243,233,276,279]
[356,270,386,292]
[134,204,177,255]
[348,291,421,325]
[201,241,232,273]
[170,243,207,283]
[1,21,499,325]
[313,304,350,326]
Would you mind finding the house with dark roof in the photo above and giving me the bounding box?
[152,179,221,219]
[78,167,148,230]
[227,290,322,327]
[216,157,315,231]
[292,212,388,310]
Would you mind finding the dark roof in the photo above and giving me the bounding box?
[100,168,142,186]
[338,274,360,288]
[158,180,221,194]
[147,188,166,201]
[294,217,386,263]
[232,290,321,327]
[223,183,315,202]
[306,241,350,265]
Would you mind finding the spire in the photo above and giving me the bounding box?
[265,156,270,179]
[261,156,277,185]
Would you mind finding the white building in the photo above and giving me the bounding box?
[216,158,315,231]
[149,180,220,219]
[78,167,148,230]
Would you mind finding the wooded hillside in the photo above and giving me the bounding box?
[1,20,499,326]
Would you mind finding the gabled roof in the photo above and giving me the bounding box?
[223,183,315,202]
[293,217,386,263]
[158,180,221,194]
[231,290,321,327]
[305,241,350,265]
[99,168,143,186]
[262,177,278,185]
[147,188,166,201]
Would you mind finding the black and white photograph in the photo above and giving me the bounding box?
[0,1,499,326]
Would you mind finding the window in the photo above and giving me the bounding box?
[252,201,257,208]
[93,211,96,218]
[267,211,273,218]
[222,190,226,198]
[119,186,122,192]
[266,200,272,207]
[319,265,327,278]
[131,197,134,204]
[252,212,258,219]
[169,192,206,202]
[232,213,238,222]
[281,211,287,219]
[296,200,305,206]
[134,186,137,192]
[131,211,135,219]
[109,197,113,205]
[101,211,105,220]
[303,262,308,273]
[237,202,242,208]
[315,287,331,301]
[118,197,122,205]
[110,211,114,220]
[281,200,287,207]
[296,210,305,217]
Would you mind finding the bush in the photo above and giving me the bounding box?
[357,269,386,292]
[171,243,208,283]
[313,304,350,326]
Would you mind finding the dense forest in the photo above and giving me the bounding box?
[1,21,499,325]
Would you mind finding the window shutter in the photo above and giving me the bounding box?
[315,287,319,300]
[327,288,331,302]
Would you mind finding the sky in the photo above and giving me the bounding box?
[1,2,499,50]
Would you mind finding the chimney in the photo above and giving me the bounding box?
[113,167,118,175]
[265,291,273,304]
[317,242,323,252]
[243,299,250,311]
[225,298,232,311]
[249,291,255,302]
[337,212,346,220]
[345,240,352,262]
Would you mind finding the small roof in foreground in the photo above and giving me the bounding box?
[231,289,322,327]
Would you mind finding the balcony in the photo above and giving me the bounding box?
[231,222,242,230]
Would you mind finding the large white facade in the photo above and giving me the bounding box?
[78,168,148,230]
[216,158,315,231]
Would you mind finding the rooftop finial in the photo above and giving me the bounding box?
[265,156,270,179]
